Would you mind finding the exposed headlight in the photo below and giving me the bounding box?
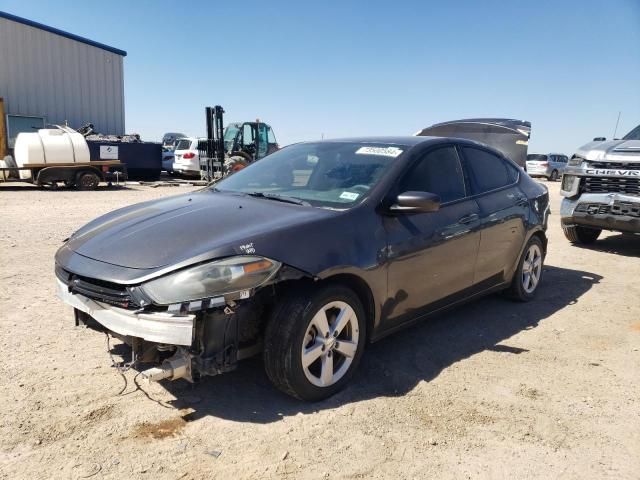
[560,174,580,198]
[568,156,583,167]
[140,256,281,305]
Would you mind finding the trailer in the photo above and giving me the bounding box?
[1,124,128,189]
[0,160,127,190]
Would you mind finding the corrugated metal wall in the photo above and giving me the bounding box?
[0,16,125,135]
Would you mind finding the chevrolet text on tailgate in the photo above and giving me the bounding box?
[560,124,640,244]
[56,137,549,401]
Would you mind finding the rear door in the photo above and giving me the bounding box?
[460,146,527,287]
[383,145,481,325]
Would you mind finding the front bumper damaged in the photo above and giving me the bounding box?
[56,278,195,346]
[56,276,274,383]
[560,193,640,233]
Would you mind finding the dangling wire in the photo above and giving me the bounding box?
[104,332,172,407]
[105,332,133,395]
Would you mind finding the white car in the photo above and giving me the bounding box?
[161,132,188,174]
[172,137,202,177]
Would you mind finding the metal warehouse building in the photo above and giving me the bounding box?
[0,11,126,153]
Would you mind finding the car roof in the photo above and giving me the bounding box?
[300,135,460,147]
[295,136,509,155]
[308,136,443,146]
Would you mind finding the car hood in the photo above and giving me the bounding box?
[575,139,640,162]
[64,190,335,270]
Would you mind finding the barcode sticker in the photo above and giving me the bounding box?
[355,146,403,157]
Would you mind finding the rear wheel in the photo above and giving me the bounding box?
[562,224,601,244]
[76,171,100,190]
[506,236,545,302]
[264,285,366,401]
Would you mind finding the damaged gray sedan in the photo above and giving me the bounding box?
[56,137,549,400]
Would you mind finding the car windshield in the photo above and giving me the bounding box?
[527,154,548,161]
[622,125,640,141]
[214,142,406,208]
[175,139,193,151]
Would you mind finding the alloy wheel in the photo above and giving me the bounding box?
[522,244,542,293]
[301,301,360,388]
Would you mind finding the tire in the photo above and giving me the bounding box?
[76,171,100,190]
[506,236,545,302]
[549,170,559,181]
[225,157,248,174]
[263,284,367,401]
[562,224,601,244]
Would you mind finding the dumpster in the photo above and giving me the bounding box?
[87,140,162,180]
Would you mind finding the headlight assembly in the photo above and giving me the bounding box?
[560,174,580,198]
[568,156,583,167]
[140,256,281,305]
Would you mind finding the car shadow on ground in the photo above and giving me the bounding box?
[156,265,601,424]
[569,233,639,258]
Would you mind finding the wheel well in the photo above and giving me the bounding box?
[317,273,376,341]
[531,230,548,255]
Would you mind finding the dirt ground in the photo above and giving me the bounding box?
[1,180,638,480]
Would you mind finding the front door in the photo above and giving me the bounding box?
[383,145,481,327]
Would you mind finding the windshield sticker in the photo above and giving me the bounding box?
[355,146,403,158]
[340,191,360,201]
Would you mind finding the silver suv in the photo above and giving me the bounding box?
[560,125,640,244]
[526,153,568,181]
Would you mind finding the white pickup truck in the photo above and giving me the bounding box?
[560,125,640,243]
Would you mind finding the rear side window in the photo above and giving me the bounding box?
[399,146,466,203]
[463,147,517,194]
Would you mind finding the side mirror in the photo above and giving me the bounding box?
[390,191,441,213]
[593,137,606,142]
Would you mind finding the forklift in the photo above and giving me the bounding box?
[199,106,278,181]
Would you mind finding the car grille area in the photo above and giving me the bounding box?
[56,266,138,309]
[580,177,640,195]
[587,161,640,170]
[575,202,640,218]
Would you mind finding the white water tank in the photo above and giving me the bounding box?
[14,127,90,179]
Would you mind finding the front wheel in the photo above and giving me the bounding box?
[549,170,559,181]
[562,224,601,244]
[263,285,366,401]
[506,236,545,302]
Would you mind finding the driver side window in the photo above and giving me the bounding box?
[398,146,467,203]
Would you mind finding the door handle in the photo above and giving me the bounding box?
[458,213,479,224]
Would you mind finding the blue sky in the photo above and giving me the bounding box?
[2,0,639,153]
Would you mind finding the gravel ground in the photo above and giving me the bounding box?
[0,181,638,480]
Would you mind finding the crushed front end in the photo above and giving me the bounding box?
[560,146,640,235]
[55,259,305,383]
